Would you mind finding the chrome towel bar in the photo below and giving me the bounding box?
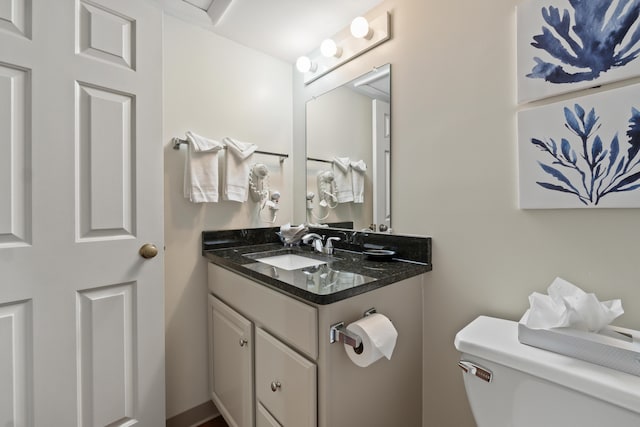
[172,137,289,162]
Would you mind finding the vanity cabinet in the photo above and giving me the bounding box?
[208,264,318,427]
[208,262,424,427]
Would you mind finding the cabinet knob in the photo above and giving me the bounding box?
[239,338,248,347]
[270,381,281,392]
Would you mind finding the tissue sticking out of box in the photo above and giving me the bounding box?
[524,277,624,332]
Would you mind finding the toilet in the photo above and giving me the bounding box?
[454,316,640,427]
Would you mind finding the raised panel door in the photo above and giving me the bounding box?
[208,295,254,427]
[0,0,164,425]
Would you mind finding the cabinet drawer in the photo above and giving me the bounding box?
[256,403,282,427]
[256,328,316,427]
[208,263,318,359]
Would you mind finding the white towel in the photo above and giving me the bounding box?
[332,157,354,203]
[222,137,257,202]
[183,131,224,203]
[351,160,367,203]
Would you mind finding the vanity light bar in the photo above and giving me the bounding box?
[301,11,390,85]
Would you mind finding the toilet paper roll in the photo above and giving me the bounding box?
[344,313,398,367]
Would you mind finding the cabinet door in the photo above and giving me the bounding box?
[256,328,317,427]
[208,295,254,427]
[256,403,282,427]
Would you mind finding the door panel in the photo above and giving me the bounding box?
[77,282,136,427]
[77,1,135,69]
[0,300,33,427]
[0,63,31,247]
[0,0,31,38]
[76,82,135,240]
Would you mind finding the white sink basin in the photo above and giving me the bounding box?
[254,254,327,271]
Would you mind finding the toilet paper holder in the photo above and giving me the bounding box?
[329,308,377,350]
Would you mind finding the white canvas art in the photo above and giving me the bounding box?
[517,0,640,104]
[518,83,640,208]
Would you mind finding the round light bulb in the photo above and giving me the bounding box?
[296,56,315,73]
[320,38,341,58]
[350,16,372,39]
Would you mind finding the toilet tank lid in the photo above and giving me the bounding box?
[454,316,640,415]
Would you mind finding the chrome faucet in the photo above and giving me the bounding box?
[302,233,341,255]
[302,233,324,253]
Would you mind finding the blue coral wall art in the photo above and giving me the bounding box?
[518,83,640,208]
[517,0,640,103]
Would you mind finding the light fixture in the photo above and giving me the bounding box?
[320,38,342,58]
[296,11,390,84]
[295,56,317,73]
[350,16,373,40]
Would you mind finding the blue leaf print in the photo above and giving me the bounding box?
[528,0,640,84]
[538,162,581,193]
[584,108,598,136]
[531,103,640,205]
[575,103,585,121]
[531,138,547,151]
[617,183,640,192]
[607,134,620,175]
[592,135,603,161]
[626,107,640,161]
[564,106,583,136]
[561,138,572,160]
[610,171,640,192]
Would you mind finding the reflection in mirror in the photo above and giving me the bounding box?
[305,64,391,231]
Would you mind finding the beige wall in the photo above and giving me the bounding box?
[295,0,640,425]
[163,14,293,418]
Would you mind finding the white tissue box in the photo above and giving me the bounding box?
[518,310,640,376]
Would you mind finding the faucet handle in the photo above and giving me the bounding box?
[324,237,341,254]
[325,236,340,248]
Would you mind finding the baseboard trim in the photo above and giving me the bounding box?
[166,401,219,427]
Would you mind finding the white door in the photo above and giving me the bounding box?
[372,99,391,230]
[0,0,165,426]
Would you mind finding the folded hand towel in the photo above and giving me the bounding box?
[332,157,354,203]
[183,131,224,203]
[350,160,367,203]
[222,137,258,202]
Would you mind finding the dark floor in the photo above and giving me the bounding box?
[198,416,229,427]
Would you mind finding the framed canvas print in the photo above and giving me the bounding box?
[517,0,640,103]
[518,83,640,208]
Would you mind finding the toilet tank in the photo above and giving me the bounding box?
[454,316,640,427]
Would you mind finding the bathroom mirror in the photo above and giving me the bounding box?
[305,64,391,231]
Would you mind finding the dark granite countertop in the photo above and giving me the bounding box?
[202,227,432,305]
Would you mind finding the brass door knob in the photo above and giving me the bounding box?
[139,243,158,259]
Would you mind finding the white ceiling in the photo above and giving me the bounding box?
[157,0,383,63]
